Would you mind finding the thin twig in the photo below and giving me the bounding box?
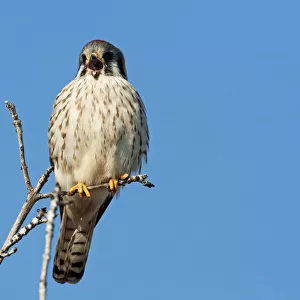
[34,166,54,194]
[36,175,155,201]
[89,174,155,190]
[0,167,54,263]
[0,209,48,260]
[0,102,54,263]
[36,193,54,200]
[59,174,155,197]
[5,101,33,192]
[39,192,59,300]
[0,248,17,258]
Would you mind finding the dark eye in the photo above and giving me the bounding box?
[80,54,87,65]
[103,51,114,62]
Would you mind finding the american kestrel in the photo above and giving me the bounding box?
[48,40,149,284]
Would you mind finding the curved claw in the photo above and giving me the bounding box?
[109,179,119,193]
[119,173,129,180]
[108,173,129,193]
[68,182,91,198]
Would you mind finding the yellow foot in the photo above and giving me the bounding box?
[109,173,129,193]
[68,182,91,198]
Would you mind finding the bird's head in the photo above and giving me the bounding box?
[77,40,127,80]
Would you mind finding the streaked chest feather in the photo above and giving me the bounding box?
[48,75,148,186]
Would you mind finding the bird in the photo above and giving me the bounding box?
[48,40,149,284]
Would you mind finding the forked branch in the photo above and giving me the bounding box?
[1,101,154,300]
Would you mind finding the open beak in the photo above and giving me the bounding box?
[88,53,104,76]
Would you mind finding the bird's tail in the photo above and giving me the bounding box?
[53,212,97,284]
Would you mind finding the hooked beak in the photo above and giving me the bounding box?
[88,53,104,76]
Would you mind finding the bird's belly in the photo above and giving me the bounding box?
[58,113,134,187]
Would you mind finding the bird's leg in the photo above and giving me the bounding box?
[109,173,129,193]
[68,182,91,198]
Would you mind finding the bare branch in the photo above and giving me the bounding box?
[0,166,54,263]
[36,193,54,200]
[87,174,155,191]
[2,101,155,300]
[59,174,155,197]
[0,248,17,258]
[0,102,54,263]
[36,175,155,201]
[34,166,54,194]
[0,209,48,261]
[5,101,33,192]
[0,171,154,263]
[39,193,59,300]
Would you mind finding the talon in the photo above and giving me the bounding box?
[108,174,129,193]
[68,182,91,198]
[119,173,129,180]
[109,179,119,193]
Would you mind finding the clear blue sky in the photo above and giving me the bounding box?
[1,0,300,299]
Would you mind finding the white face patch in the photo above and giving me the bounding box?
[109,62,123,77]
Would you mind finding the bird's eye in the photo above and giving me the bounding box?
[81,54,87,64]
[103,51,114,62]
